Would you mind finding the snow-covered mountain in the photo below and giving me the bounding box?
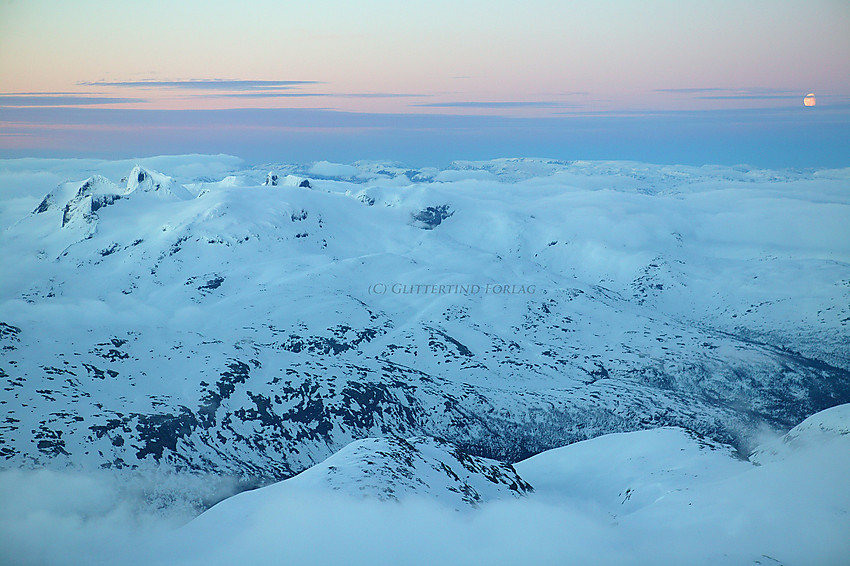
[94,404,846,566]
[1,155,848,485]
[233,435,531,509]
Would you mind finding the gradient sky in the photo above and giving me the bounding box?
[1,0,849,166]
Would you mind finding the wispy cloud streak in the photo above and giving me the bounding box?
[654,87,800,100]
[214,92,331,98]
[654,88,735,94]
[414,101,567,109]
[695,94,803,100]
[80,80,320,91]
[0,95,146,107]
[203,92,428,99]
[340,93,430,99]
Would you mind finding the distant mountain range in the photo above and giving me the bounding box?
[2,156,848,489]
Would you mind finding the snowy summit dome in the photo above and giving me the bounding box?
[125,166,193,200]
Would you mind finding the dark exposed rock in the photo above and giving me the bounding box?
[412,205,453,229]
[198,276,225,293]
[34,425,70,457]
[0,322,21,342]
[91,193,121,213]
[34,197,51,214]
[61,192,121,227]
[280,326,380,356]
[135,407,199,462]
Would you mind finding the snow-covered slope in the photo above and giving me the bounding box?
[1,156,848,485]
[749,402,850,464]
[189,435,530,518]
[42,404,842,566]
[178,404,850,566]
[514,427,748,516]
[285,435,531,506]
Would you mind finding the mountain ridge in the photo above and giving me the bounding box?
[1,156,848,487]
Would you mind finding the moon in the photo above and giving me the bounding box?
[804,93,816,107]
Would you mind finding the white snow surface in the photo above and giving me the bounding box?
[749,402,850,465]
[1,155,849,565]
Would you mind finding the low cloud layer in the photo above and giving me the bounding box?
[0,468,245,566]
[3,436,848,566]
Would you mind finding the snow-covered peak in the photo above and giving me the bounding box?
[286,436,531,507]
[125,166,193,200]
[263,171,311,188]
[33,175,120,216]
[29,175,124,231]
[788,403,850,438]
[750,403,850,464]
[73,175,121,198]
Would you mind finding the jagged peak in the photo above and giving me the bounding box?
[264,171,311,188]
[33,175,120,215]
[125,165,193,200]
[74,175,121,198]
[60,176,122,229]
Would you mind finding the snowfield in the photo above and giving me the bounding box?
[0,155,848,564]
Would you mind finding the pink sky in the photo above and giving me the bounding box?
[1,0,848,165]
